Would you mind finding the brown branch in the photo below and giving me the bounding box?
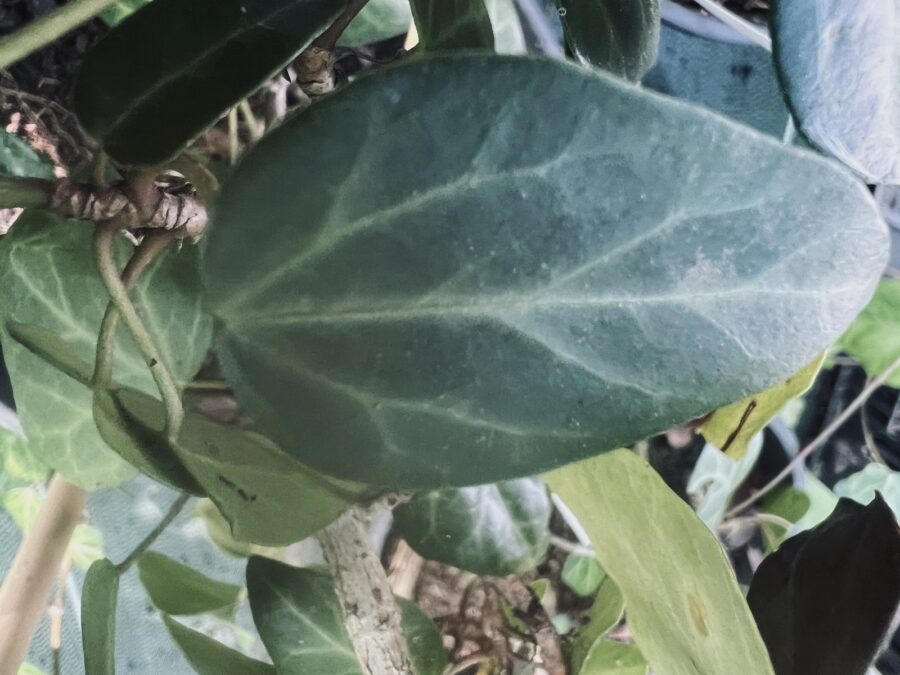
[318,508,413,675]
[0,476,87,675]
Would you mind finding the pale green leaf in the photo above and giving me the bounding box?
[394,477,551,575]
[569,575,625,672]
[82,559,119,675]
[771,0,900,183]
[562,554,605,597]
[196,498,286,560]
[70,523,104,571]
[760,486,810,551]
[557,0,660,80]
[100,0,151,26]
[247,558,447,675]
[17,664,45,675]
[687,435,763,528]
[546,450,774,675]
[0,211,212,489]
[138,551,242,616]
[409,0,494,49]
[795,473,839,531]
[580,640,648,674]
[839,280,900,387]
[204,54,886,490]
[834,463,900,517]
[3,486,41,530]
[340,0,411,47]
[700,354,825,459]
[162,615,275,675]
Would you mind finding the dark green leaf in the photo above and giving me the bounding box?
[771,0,900,184]
[0,131,54,178]
[394,477,551,575]
[73,0,345,165]
[409,0,494,50]
[204,54,887,489]
[82,559,119,675]
[0,211,211,488]
[579,640,648,674]
[546,450,774,675]
[138,551,242,616]
[748,496,900,675]
[247,557,447,674]
[760,486,810,551]
[561,554,605,597]
[839,279,900,387]
[162,615,275,675]
[340,0,411,47]
[558,0,660,81]
[569,575,625,672]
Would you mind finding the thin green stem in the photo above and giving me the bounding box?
[0,0,121,70]
[114,493,189,574]
[93,220,183,441]
[0,176,52,209]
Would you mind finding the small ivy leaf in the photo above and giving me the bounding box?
[579,640,649,674]
[561,554,605,597]
[557,0,660,81]
[0,211,211,489]
[339,0,411,47]
[687,435,763,529]
[759,486,810,551]
[162,615,275,675]
[770,0,900,184]
[73,0,346,165]
[82,559,119,675]
[568,575,626,673]
[138,551,242,617]
[247,557,448,674]
[699,354,824,459]
[5,321,203,494]
[546,450,775,675]
[205,54,887,490]
[834,464,900,517]
[393,477,551,576]
[748,496,900,675]
[409,0,494,50]
[839,279,900,387]
[0,130,54,179]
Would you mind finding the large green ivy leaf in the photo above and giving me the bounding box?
[558,0,660,81]
[748,496,900,675]
[138,552,242,616]
[204,54,887,489]
[394,477,551,575]
[81,559,119,675]
[246,558,447,674]
[162,615,275,675]
[0,131,54,179]
[73,0,345,165]
[839,279,900,387]
[340,0,411,47]
[0,212,211,489]
[409,0,494,50]
[770,0,900,184]
[546,450,774,675]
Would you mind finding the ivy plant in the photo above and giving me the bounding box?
[0,0,897,674]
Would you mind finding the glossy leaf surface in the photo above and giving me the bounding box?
[546,450,774,675]
[340,0,411,46]
[162,615,275,675]
[247,558,447,674]
[771,0,900,184]
[409,0,494,50]
[394,477,551,575]
[205,54,887,489]
[81,559,119,675]
[138,551,242,616]
[558,0,660,81]
[0,212,210,488]
[748,496,900,675]
[74,0,345,165]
